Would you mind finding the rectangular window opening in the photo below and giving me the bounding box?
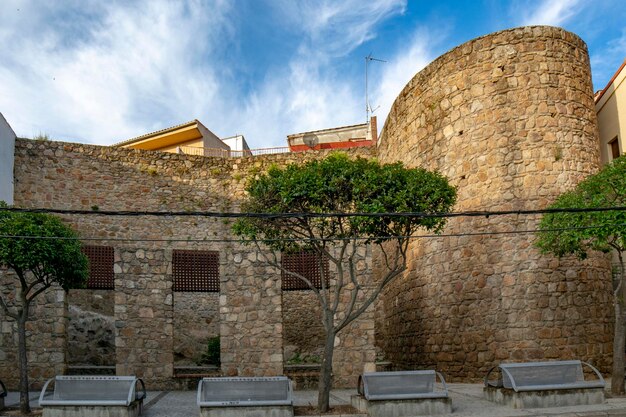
[609,137,621,160]
[281,251,329,291]
[172,250,219,292]
[82,246,114,290]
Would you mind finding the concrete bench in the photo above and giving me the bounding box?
[484,360,605,408]
[197,376,294,417]
[39,375,146,417]
[0,379,6,410]
[351,370,452,416]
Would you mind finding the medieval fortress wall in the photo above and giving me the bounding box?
[2,140,375,388]
[0,26,615,387]
[376,26,613,378]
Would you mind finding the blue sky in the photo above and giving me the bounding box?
[0,0,625,148]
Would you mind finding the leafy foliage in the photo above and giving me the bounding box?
[233,153,457,249]
[287,352,321,365]
[33,133,50,141]
[536,156,626,257]
[0,207,89,292]
[198,336,220,366]
[233,153,456,412]
[535,156,626,395]
[0,204,89,413]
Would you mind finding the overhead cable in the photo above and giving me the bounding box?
[1,206,625,219]
[1,222,624,243]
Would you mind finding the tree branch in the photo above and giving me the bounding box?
[252,240,328,310]
[16,269,28,296]
[25,272,47,300]
[335,237,361,328]
[379,240,394,271]
[336,262,406,333]
[26,283,51,304]
[330,239,350,314]
[339,237,408,332]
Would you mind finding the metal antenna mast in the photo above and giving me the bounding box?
[365,53,386,122]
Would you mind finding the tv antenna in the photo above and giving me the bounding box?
[365,53,386,122]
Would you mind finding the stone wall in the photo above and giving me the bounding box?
[173,292,219,364]
[67,290,115,365]
[281,245,377,387]
[375,26,613,379]
[220,248,284,377]
[282,291,325,363]
[5,24,614,388]
[69,289,115,316]
[330,245,376,387]
[5,138,376,388]
[114,248,173,384]
[0,271,67,389]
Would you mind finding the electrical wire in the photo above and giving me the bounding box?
[1,206,625,219]
[1,222,624,243]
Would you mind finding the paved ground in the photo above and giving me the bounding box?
[5,384,626,416]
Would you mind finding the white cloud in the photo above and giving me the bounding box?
[370,28,438,132]
[0,0,233,144]
[268,0,406,59]
[303,0,407,57]
[226,61,362,148]
[221,0,408,147]
[519,0,582,27]
[0,0,406,148]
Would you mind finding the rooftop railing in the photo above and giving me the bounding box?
[178,146,291,158]
[178,141,375,159]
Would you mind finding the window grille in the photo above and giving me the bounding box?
[172,250,219,292]
[281,251,329,291]
[82,246,114,289]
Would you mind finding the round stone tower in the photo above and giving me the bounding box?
[375,26,613,379]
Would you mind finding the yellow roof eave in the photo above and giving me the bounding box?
[114,121,203,150]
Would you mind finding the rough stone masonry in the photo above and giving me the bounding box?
[0,25,614,389]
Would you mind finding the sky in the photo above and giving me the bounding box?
[0,0,625,149]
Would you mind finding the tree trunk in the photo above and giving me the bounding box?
[17,311,31,414]
[317,331,336,413]
[612,300,626,395]
[613,252,626,395]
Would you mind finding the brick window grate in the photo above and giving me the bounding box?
[173,250,219,292]
[82,246,114,289]
[282,251,329,291]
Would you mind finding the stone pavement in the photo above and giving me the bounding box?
[5,384,626,416]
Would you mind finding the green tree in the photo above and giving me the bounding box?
[234,153,457,412]
[536,156,626,395]
[0,205,89,414]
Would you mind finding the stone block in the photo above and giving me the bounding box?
[483,386,605,409]
[200,406,293,417]
[374,25,612,379]
[42,402,141,417]
[351,394,452,416]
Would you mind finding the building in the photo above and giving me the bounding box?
[287,117,377,152]
[0,113,15,205]
[221,134,251,157]
[595,59,625,164]
[115,116,375,157]
[0,26,615,390]
[113,119,250,158]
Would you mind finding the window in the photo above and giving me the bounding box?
[172,250,219,292]
[281,251,329,291]
[82,246,114,289]
[609,137,621,160]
